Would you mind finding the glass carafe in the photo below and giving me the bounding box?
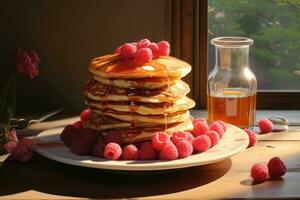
[207,37,257,129]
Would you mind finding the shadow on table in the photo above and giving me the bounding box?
[0,155,231,198]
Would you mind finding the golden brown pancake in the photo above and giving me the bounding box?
[86,96,195,115]
[85,79,190,103]
[89,54,191,79]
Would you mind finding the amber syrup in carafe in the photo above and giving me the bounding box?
[207,89,256,129]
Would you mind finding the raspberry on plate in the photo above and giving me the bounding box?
[251,162,269,182]
[267,156,286,178]
[80,109,91,123]
[175,139,193,158]
[191,118,209,136]
[193,135,211,152]
[160,143,178,160]
[71,132,98,156]
[72,121,83,129]
[206,130,220,147]
[152,132,171,150]
[171,131,189,145]
[120,43,137,59]
[258,119,273,133]
[244,129,257,148]
[137,39,151,49]
[135,48,153,64]
[103,142,122,160]
[121,144,139,160]
[157,41,170,56]
[60,125,81,147]
[92,141,105,158]
[103,130,123,145]
[139,142,156,160]
[209,121,225,138]
[186,131,195,144]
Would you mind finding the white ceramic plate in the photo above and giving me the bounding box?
[35,125,248,171]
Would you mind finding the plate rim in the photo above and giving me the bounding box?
[35,125,248,171]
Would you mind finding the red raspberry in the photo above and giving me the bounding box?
[258,119,273,133]
[175,140,193,158]
[137,39,150,49]
[171,131,188,145]
[267,157,286,178]
[60,125,81,146]
[103,142,122,160]
[73,121,83,129]
[206,131,220,147]
[92,141,105,158]
[103,130,123,145]
[71,131,98,156]
[80,109,91,123]
[193,135,211,152]
[251,162,269,182]
[159,143,178,160]
[148,42,159,58]
[216,120,227,132]
[135,48,153,64]
[186,132,195,144]
[121,144,139,160]
[139,142,156,160]
[157,41,170,56]
[191,118,209,136]
[244,129,257,148]
[209,121,225,138]
[152,132,171,150]
[120,43,137,59]
[115,45,122,54]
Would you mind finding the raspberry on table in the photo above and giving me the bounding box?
[148,42,160,58]
[121,144,139,160]
[244,129,257,148]
[103,142,122,160]
[159,143,179,160]
[120,43,137,59]
[157,41,170,56]
[206,130,220,147]
[152,132,171,150]
[191,118,209,136]
[139,142,156,160]
[92,141,105,158]
[137,39,151,49]
[175,139,193,158]
[193,135,211,152]
[209,121,225,138]
[80,109,91,123]
[171,131,189,145]
[258,119,273,133]
[135,48,153,64]
[60,125,81,146]
[267,156,287,178]
[251,162,269,182]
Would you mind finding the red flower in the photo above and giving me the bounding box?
[14,48,40,79]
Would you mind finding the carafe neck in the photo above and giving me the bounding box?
[216,46,249,70]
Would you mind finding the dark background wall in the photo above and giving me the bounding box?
[0,0,166,115]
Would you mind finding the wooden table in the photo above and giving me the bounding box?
[1,110,300,199]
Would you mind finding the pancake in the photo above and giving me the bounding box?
[85,118,193,143]
[89,54,191,79]
[92,75,178,89]
[92,109,190,124]
[85,79,190,103]
[86,96,195,115]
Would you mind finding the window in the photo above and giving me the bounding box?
[167,0,300,109]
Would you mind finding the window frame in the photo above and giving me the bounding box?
[166,0,300,110]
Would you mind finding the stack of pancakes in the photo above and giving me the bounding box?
[84,54,195,143]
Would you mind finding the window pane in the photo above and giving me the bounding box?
[208,0,300,91]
